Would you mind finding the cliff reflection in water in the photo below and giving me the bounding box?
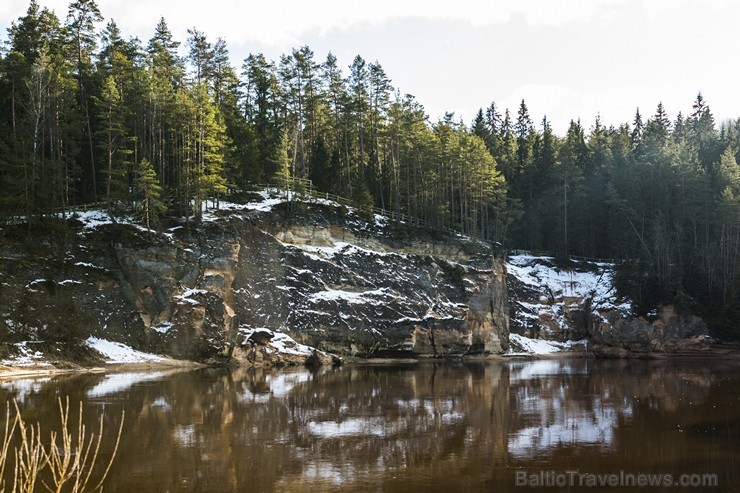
[0,359,737,492]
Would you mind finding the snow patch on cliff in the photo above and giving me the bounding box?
[506,333,587,356]
[86,337,163,363]
[309,287,390,305]
[174,288,208,305]
[239,328,318,358]
[506,254,623,308]
[506,253,631,339]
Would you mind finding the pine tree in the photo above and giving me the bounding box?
[96,20,137,214]
[309,135,333,192]
[66,0,104,202]
[689,92,719,169]
[242,53,281,182]
[347,55,370,182]
[471,108,488,142]
[95,74,128,212]
[2,2,68,220]
[515,99,533,174]
[715,148,740,301]
[642,102,671,150]
[147,17,185,198]
[556,119,589,255]
[321,52,349,192]
[631,108,644,156]
[210,38,250,190]
[135,158,166,231]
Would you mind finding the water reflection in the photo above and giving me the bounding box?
[0,359,737,492]
[87,371,168,398]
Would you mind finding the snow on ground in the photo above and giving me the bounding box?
[506,333,588,356]
[3,339,163,369]
[203,194,281,220]
[174,288,208,305]
[73,209,149,232]
[507,333,567,355]
[269,332,318,356]
[73,209,114,229]
[506,253,631,337]
[203,189,346,220]
[1,341,51,367]
[70,190,299,229]
[86,337,163,364]
[239,327,317,358]
[506,254,623,308]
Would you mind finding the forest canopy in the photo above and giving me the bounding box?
[1,0,740,337]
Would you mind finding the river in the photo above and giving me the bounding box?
[1,359,738,492]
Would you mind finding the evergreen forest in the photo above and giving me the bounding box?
[2,1,740,337]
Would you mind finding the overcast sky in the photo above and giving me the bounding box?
[2,0,738,134]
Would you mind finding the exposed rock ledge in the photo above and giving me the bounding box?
[0,193,712,367]
[0,193,509,366]
[506,254,710,357]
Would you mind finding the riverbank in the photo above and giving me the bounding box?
[0,357,205,380]
[4,345,740,381]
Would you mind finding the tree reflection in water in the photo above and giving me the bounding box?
[0,359,737,492]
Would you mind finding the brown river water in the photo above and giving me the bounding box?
[1,359,738,492]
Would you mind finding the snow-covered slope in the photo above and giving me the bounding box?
[506,253,630,343]
[505,253,709,355]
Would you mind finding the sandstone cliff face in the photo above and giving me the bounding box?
[507,254,709,355]
[220,202,509,358]
[118,200,508,359]
[464,259,509,354]
[0,195,509,363]
[1,195,711,365]
[589,305,709,356]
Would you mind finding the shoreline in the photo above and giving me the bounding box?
[3,345,739,381]
[0,357,206,381]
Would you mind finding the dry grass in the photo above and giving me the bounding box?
[0,398,124,493]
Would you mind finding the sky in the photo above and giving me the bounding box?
[1,0,738,135]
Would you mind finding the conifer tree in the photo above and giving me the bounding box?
[135,158,165,231]
[66,0,103,202]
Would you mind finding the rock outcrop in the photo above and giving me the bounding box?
[1,193,713,365]
[507,254,709,355]
[589,305,710,356]
[0,193,509,363]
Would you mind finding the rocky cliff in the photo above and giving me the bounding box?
[1,192,713,368]
[0,191,509,365]
[506,254,711,356]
